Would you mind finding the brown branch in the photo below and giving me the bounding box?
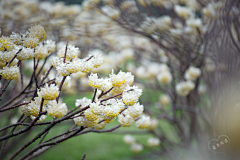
[56,76,67,103]
[6,48,22,66]
[0,102,30,112]
[0,80,11,98]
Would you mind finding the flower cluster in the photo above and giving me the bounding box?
[0,25,55,80]
[73,70,146,129]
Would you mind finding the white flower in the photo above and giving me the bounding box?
[45,40,56,53]
[90,102,103,115]
[74,116,99,127]
[147,137,160,147]
[50,56,61,68]
[157,71,172,85]
[94,121,107,130]
[34,45,48,60]
[155,16,171,31]
[176,81,195,96]
[121,48,134,60]
[88,49,104,68]
[57,45,80,61]
[110,70,126,87]
[47,100,68,118]
[0,66,19,80]
[123,134,136,145]
[135,114,151,129]
[84,108,99,121]
[130,143,143,153]
[56,62,70,76]
[118,114,135,127]
[186,18,203,29]
[0,50,16,63]
[148,118,159,131]
[66,59,83,74]
[101,6,120,19]
[198,84,207,94]
[184,66,201,81]
[136,66,149,79]
[88,73,113,91]
[174,5,193,18]
[17,47,34,60]
[38,84,59,100]
[126,102,144,118]
[55,75,71,87]
[122,86,142,105]
[81,60,94,73]
[75,97,91,108]
[159,94,171,106]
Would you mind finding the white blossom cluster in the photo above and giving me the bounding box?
[0,25,55,80]
[74,70,147,129]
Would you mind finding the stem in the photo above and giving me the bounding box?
[0,102,30,112]
[7,48,22,66]
[56,76,67,103]
[0,80,11,98]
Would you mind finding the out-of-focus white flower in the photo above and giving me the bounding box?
[101,6,120,19]
[121,48,134,60]
[120,0,136,10]
[147,62,161,78]
[135,114,151,129]
[176,81,195,96]
[123,134,136,144]
[28,24,46,42]
[88,49,104,68]
[57,45,80,61]
[103,0,115,5]
[184,66,201,81]
[136,66,149,79]
[148,118,159,131]
[130,143,143,153]
[174,5,193,19]
[147,137,160,147]
[157,71,172,85]
[198,84,207,94]
[155,16,171,31]
[45,40,56,53]
[159,94,171,106]
[186,18,203,29]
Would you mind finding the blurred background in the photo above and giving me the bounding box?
[1,0,240,159]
